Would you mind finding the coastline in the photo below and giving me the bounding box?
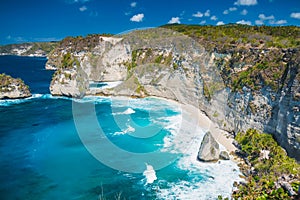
[148,96,237,154]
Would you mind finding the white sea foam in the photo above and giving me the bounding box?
[153,114,242,200]
[143,163,157,184]
[110,97,181,113]
[0,93,44,106]
[112,107,135,115]
[113,125,135,136]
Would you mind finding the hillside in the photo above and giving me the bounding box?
[0,42,58,57]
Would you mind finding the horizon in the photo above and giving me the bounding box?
[1,0,300,45]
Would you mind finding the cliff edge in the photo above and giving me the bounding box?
[45,25,300,160]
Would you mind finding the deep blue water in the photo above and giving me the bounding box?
[0,55,53,94]
[0,56,241,200]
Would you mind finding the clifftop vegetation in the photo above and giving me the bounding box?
[0,73,31,99]
[162,24,300,51]
[162,24,300,93]
[54,33,114,54]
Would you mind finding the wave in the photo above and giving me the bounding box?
[143,163,157,185]
[0,94,114,107]
[112,108,135,116]
[0,94,45,106]
[153,118,242,199]
[113,124,135,136]
[110,97,181,113]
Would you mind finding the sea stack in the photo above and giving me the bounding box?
[0,73,31,99]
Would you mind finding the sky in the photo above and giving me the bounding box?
[0,0,300,45]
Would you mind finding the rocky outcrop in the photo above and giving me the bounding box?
[0,73,31,99]
[197,132,220,162]
[50,66,89,98]
[45,28,300,161]
[219,151,230,160]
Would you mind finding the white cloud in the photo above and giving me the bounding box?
[241,9,248,15]
[130,2,137,8]
[193,11,203,18]
[255,20,264,25]
[217,21,225,26]
[79,5,87,12]
[168,17,180,24]
[290,12,300,19]
[270,19,287,25]
[256,14,287,25]
[259,14,274,20]
[200,20,206,25]
[210,15,218,21]
[223,10,229,15]
[224,7,237,15]
[234,0,257,6]
[130,13,144,22]
[204,10,210,17]
[236,20,252,25]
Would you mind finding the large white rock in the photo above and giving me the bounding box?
[197,132,220,162]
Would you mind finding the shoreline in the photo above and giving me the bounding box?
[148,95,238,155]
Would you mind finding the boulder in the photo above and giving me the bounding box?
[198,132,220,162]
[219,151,230,160]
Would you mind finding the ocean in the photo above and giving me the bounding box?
[0,56,241,200]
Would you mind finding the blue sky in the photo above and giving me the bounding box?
[0,0,299,44]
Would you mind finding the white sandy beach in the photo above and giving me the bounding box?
[150,96,237,155]
[181,103,237,153]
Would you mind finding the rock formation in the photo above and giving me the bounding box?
[0,73,31,99]
[219,151,230,160]
[45,27,300,161]
[197,132,220,162]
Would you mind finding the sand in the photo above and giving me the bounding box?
[181,103,237,153]
[150,96,238,155]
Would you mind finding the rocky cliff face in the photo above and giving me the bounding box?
[46,28,300,160]
[0,73,31,99]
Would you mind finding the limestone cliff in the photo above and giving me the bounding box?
[46,26,300,160]
[0,73,31,99]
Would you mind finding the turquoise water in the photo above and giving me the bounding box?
[0,56,241,200]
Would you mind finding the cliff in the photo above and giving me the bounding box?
[46,25,300,160]
[0,73,31,99]
[0,42,57,57]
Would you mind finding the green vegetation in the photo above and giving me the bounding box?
[163,24,300,51]
[134,77,147,95]
[229,50,288,92]
[233,129,300,199]
[0,42,57,56]
[162,24,300,93]
[0,73,30,93]
[61,52,80,69]
[58,34,113,53]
